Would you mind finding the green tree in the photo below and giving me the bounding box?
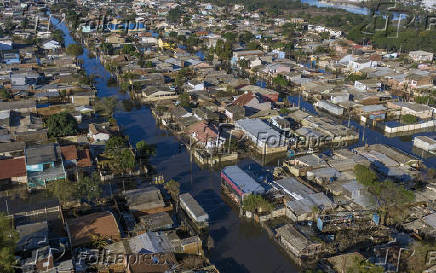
[66,43,84,57]
[347,256,384,273]
[401,114,417,124]
[95,97,117,116]
[47,179,76,202]
[0,214,17,273]
[105,135,129,153]
[164,179,180,199]
[121,44,136,55]
[76,173,102,202]
[242,195,273,213]
[135,140,156,159]
[353,164,377,187]
[0,88,10,99]
[179,92,190,107]
[46,112,78,137]
[167,7,183,23]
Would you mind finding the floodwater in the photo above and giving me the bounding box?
[51,17,301,273]
[51,8,435,271]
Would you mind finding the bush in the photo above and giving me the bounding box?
[401,114,417,124]
[46,112,78,137]
[243,195,273,213]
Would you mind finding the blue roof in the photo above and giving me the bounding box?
[222,166,265,195]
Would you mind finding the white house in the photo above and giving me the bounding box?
[42,40,61,50]
[409,50,434,63]
[348,59,377,72]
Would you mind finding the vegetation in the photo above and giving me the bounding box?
[95,97,118,116]
[401,114,418,124]
[135,140,156,159]
[46,112,78,137]
[48,174,102,203]
[103,135,136,175]
[404,240,436,273]
[347,256,384,273]
[164,179,180,199]
[345,73,367,82]
[242,194,273,213]
[353,164,414,224]
[167,7,184,23]
[415,95,435,106]
[272,74,290,89]
[179,93,191,108]
[0,214,17,273]
[0,87,10,99]
[66,43,84,57]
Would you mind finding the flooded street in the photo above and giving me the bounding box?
[52,17,301,273]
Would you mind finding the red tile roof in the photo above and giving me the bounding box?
[0,157,26,180]
[77,149,92,168]
[67,211,120,247]
[60,145,78,161]
[187,121,218,143]
[232,92,254,106]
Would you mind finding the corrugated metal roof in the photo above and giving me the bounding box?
[222,166,265,195]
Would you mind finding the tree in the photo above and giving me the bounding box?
[46,112,78,137]
[121,44,136,55]
[47,179,76,202]
[273,74,290,89]
[347,256,384,273]
[135,140,156,159]
[242,195,273,213]
[95,97,117,116]
[179,93,191,107]
[164,179,180,199]
[0,214,17,273]
[76,173,102,202]
[167,7,183,23]
[66,43,84,57]
[105,135,129,153]
[0,88,10,99]
[353,164,377,187]
[401,114,417,124]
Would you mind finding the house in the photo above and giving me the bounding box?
[387,101,434,119]
[60,145,78,168]
[0,157,27,185]
[0,99,36,114]
[235,118,287,154]
[186,80,205,92]
[16,221,49,253]
[0,37,13,50]
[0,141,25,158]
[225,105,245,121]
[88,123,111,142]
[124,187,169,216]
[275,224,323,259]
[0,195,61,226]
[186,120,224,149]
[274,177,333,221]
[314,100,344,116]
[141,86,177,102]
[66,211,121,247]
[42,40,61,50]
[348,58,377,72]
[232,92,272,115]
[70,91,94,106]
[2,53,20,64]
[221,165,265,202]
[25,143,66,188]
[409,50,434,62]
[193,107,219,121]
[179,193,209,226]
[231,50,264,65]
[413,136,436,152]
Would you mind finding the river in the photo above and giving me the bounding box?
[51,17,301,273]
